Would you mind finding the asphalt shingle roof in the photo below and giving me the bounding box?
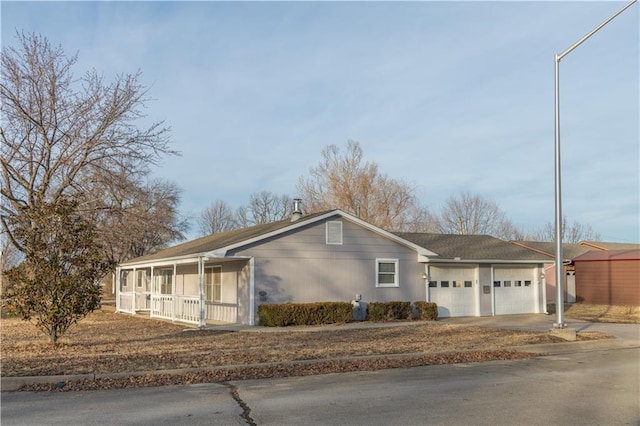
[122,210,333,265]
[395,233,550,261]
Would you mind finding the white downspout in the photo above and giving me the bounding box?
[541,266,548,314]
[249,257,255,326]
[490,266,496,316]
[425,265,431,302]
[474,267,481,317]
[533,266,540,314]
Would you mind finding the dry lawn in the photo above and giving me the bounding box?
[1,309,605,379]
[552,303,640,324]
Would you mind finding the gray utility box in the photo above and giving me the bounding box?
[351,300,367,321]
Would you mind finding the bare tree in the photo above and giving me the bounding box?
[530,216,601,243]
[0,32,177,250]
[297,140,426,231]
[0,32,184,337]
[434,192,518,239]
[77,168,188,262]
[235,191,292,227]
[198,200,237,235]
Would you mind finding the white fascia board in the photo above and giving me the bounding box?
[120,253,224,269]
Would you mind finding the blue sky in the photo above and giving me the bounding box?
[2,1,638,242]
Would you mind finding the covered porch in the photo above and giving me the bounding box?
[116,255,254,326]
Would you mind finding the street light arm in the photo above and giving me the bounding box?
[553,0,636,329]
[557,0,637,61]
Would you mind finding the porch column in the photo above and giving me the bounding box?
[198,257,205,328]
[132,267,137,313]
[150,266,155,318]
[172,263,177,322]
[115,266,121,312]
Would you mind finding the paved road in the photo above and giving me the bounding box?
[3,346,638,425]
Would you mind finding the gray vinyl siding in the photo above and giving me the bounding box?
[230,218,423,308]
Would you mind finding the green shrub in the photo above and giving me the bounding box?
[414,301,438,321]
[366,301,412,322]
[258,302,353,327]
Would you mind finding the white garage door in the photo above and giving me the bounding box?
[428,267,476,317]
[494,267,536,315]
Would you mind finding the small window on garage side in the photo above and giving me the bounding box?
[504,280,512,287]
[376,259,398,287]
[514,280,522,287]
[524,280,532,287]
[326,221,343,245]
[453,280,462,288]
[440,281,449,288]
[464,280,472,288]
[494,281,501,287]
[428,281,437,288]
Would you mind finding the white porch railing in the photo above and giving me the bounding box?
[151,295,174,321]
[175,295,200,324]
[151,295,200,325]
[206,303,238,323]
[148,295,238,325]
[118,292,135,314]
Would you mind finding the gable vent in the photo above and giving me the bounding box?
[326,221,343,245]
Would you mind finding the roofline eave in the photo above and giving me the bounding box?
[421,258,548,264]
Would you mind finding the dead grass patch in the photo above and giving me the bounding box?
[1,310,603,378]
[549,303,640,324]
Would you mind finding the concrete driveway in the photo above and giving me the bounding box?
[439,313,640,343]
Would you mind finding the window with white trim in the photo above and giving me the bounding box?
[136,270,150,290]
[205,266,222,303]
[120,270,129,291]
[376,259,399,287]
[326,221,343,245]
[154,269,173,295]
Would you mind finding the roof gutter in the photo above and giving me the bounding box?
[420,258,548,264]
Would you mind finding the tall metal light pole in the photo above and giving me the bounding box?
[553,0,637,328]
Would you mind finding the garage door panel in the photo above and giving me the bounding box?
[430,287,475,317]
[494,268,536,315]
[429,266,476,318]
